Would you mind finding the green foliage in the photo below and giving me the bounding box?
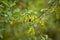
[0,0,60,40]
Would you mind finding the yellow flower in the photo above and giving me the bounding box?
[25,18,27,22]
[29,16,31,19]
[40,20,44,26]
[31,17,34,22]
[35,18,40,23]
[27,27,35,35]
[24,17,28,22]
[28,16,34,22]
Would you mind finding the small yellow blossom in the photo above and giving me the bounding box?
[28,16,34,22]
[35,18,40,23]
[27,27,35,35]
[40,20,44,26]
[24,17,28,22]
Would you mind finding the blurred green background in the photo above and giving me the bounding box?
[0,0,60,40]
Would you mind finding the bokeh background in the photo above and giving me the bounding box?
[0,0,60,40]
